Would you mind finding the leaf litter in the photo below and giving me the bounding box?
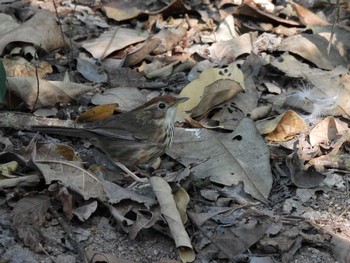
[0,0,349,262]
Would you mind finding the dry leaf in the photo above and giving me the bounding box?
[82,27,149,59]
[0,10,66,54]
[90,87,146,111]
[176,63,245,122]
[190,79,243,119]
[265,110,308,142]
[309,117,348,146]
[77,104,117,122]
[168,118,272,203]
[3,57,52,78]
[6,77,95,109]
[286,153,325,188]
[32,143,104,201]
[278,34,347,70]
[149,177,195,263]
[291,2,328,26]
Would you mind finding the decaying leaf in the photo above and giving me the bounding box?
[168,118,272,203]
[6,77,95,109]
[82,27,149,59]
[3,56,52,78]
[0,10,66,54]
[0,160,18,176]
[76,57,108,83]
[11,195,51,252]
[278,34,347,70]
[72,200,98,222]
[32,143,105,201]
[90,87,146,111]
[286,153,325,188]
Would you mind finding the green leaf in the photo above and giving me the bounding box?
[0,59,6,104]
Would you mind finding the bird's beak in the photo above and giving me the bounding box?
[174,97,189,105]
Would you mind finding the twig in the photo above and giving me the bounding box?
[327,0,340,56]
[52,0,71,64]
[49,206,88,263]
[38,243,57,263]
[32,47,41,112]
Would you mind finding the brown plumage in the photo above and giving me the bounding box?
[32,96,188,167]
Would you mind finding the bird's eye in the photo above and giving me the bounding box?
[158,102,166,109]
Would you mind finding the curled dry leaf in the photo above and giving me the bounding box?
[55,185,73,220]
[102,178,156,208]
[145,61,180,79]
[72,200,98,222]
[257,110,308,142]
[173,187,190,224]
[176,63,245,122]
[309,116,348,146]
[123,37,161,67]
[190,79,243,119]
[149,176,195,263]
[210,213,272,259]
[207,32,257,64]
[11,195,51,252]
[331,234,350,263]
[309,153,350,172]
[233,2,300,27]
[249,105,272,120]
[0,13,20,35]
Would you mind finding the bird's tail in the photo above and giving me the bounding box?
[31,125,92,138]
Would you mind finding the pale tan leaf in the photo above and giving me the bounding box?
[82,27,149,60]
[149,177,195,263]
[176,63,245,122]
[6,77,95,109]
[309,117,349,146]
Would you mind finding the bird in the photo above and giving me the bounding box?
[31,95,188,182]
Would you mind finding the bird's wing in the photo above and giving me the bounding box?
[86,113,148,142]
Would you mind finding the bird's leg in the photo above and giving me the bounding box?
[114,161,149,183]
[93,148,148,183]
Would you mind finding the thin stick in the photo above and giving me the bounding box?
[49,206,88,263]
